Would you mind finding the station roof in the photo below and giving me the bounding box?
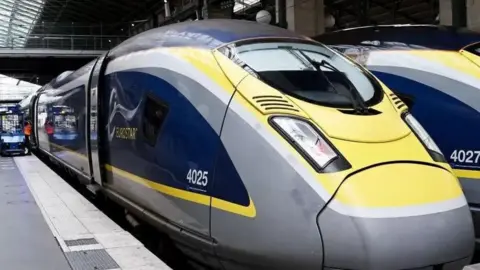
[0,0,163,50]
[0,0,443,102]
[31,0,162,35]
[0,0,44,47]
[0,0,441,50]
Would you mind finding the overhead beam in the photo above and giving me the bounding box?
[357,0,370,25]
[369,0,420,23]
[325,1,378,26]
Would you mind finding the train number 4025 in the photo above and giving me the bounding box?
[186,169,208,187]
[450,149,480,164]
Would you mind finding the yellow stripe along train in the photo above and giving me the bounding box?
[20,20,474,270]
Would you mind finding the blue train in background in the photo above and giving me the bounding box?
[313,24,480,239]
[0,104,29,156]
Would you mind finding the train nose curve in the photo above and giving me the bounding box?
[317,162,475,270]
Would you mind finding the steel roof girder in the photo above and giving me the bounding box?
[369,0,419,23]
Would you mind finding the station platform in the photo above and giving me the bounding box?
[0,155,171,270]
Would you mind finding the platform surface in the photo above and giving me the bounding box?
[11,155,171,270]
[0,157,71,270]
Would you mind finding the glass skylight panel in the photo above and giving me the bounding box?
[12,40,24,46]
[0,74,40,101]
[243,0,259,5]
[11,27,28,36]
[17,0,44,47]
[17,4,38,15]
[0,11,13,20]
[234,0,260,13]
[234,3,245,12]
[0,0,44,47]
[12,24,30,34]
[0,2,14,10]
[27,0,43,8]
[16,12,35,21]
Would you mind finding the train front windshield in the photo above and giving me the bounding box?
[219,39,384,108]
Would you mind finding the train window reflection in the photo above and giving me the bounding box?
[220,39,383,108]
[54,115,76,130]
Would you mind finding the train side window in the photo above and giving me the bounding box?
[142,95,168,146]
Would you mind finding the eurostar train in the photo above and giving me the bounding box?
[22,20,475,270]
[313,24,480,240]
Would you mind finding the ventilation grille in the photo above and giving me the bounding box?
[252,95,300,114]
[388,93,407,110]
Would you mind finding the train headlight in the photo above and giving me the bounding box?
[403,113,445,162]
[270,116,338,169]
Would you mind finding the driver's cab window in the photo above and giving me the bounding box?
[220,40,383,108]
[464,42,480,56]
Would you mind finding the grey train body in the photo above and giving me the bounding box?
[18,20,475,270]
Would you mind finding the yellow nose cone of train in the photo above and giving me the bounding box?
[334,162,464,209]
[288,94,411,143]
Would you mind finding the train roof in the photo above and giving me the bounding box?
[314,24,480,51]
[42,22,480,89]
[109,19,310,58]
[326,24,478,32]
[41,20,311,89]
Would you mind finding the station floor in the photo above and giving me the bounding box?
[0,155,171,270]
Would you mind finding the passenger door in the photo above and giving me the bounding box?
[87,54,108,186]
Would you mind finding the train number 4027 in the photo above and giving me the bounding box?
[450,149,480,164]
[186,169,208,187]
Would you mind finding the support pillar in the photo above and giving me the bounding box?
[439,0,453,25]
[439,0,467,27]
[285,0,324,36]
[202,0,234,19]
[467,0,480,31]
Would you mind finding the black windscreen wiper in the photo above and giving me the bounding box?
[290,50,340,95]
[295,50,366,113]
[317,59,369,113]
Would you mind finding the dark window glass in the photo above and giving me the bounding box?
[218,39,383,108]
[142,95,168,146]
[464,42,480,56]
